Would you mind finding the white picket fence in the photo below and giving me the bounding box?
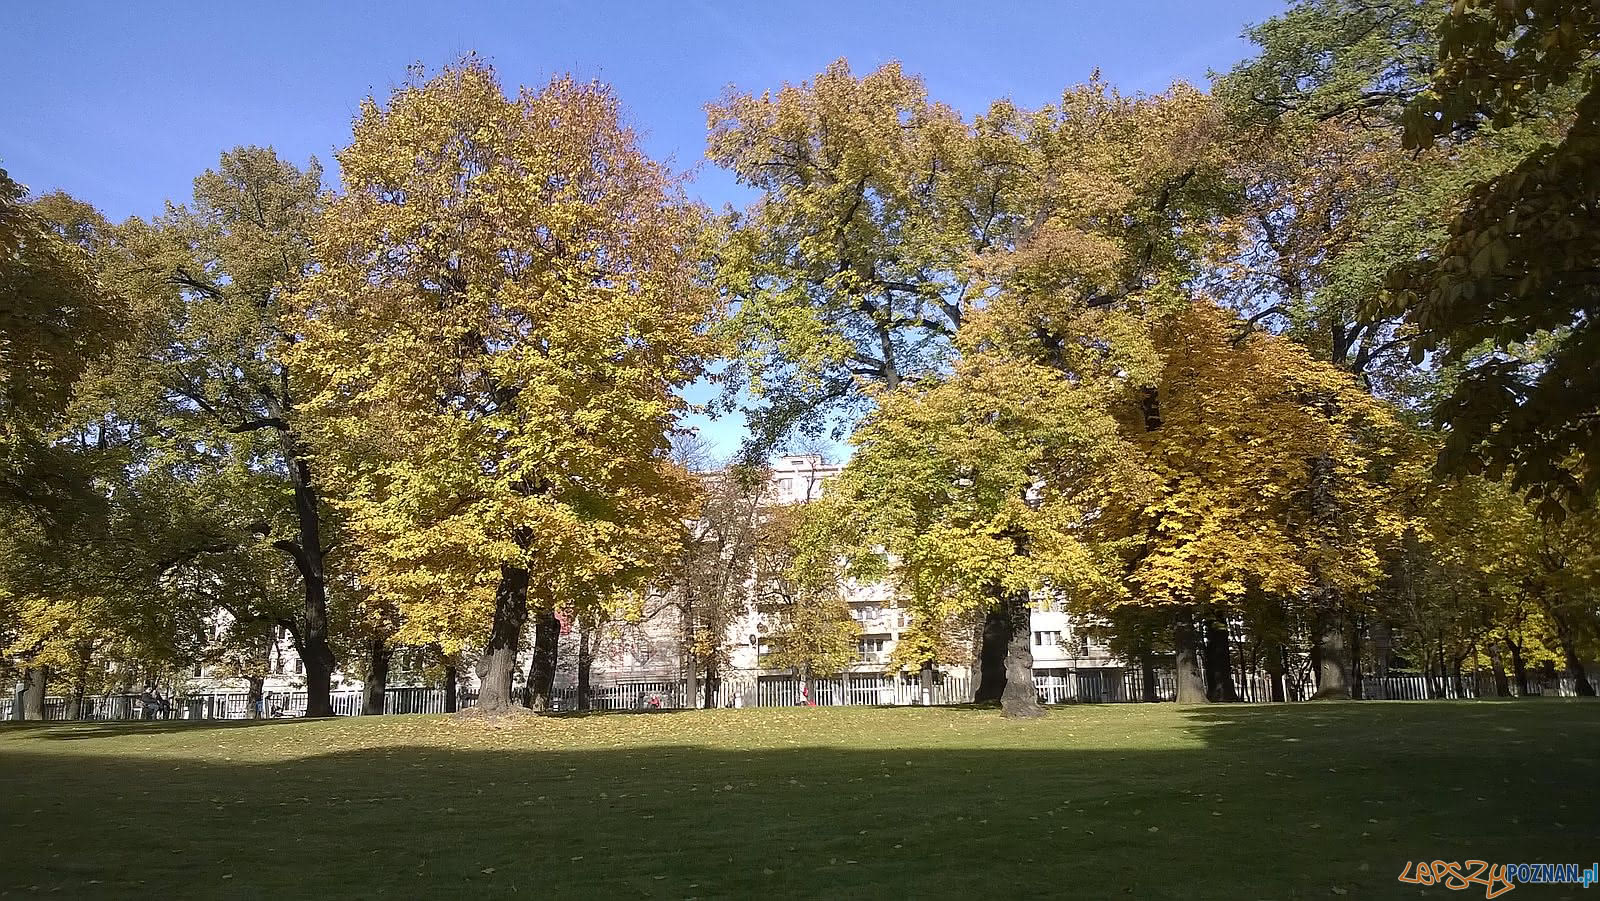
[0,675,975,721]
[2,672,1589,721]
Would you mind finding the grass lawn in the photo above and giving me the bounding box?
[1,702,1596,899]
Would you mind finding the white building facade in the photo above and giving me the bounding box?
[549,454,1129,702]
[190,455,1131,703]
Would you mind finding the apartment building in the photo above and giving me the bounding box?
[189,454,1131,700]
[550,454,1129,698]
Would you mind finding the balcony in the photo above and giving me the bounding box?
[849,605,901,632]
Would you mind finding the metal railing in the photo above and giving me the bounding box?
[3,671,1589,721]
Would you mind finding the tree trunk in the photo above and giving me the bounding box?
[362,637,391,716]
[1560,640,1597,697]
[1371,620,1393,679]
[997,590,1042,718]
[70,665,88,721]
[683,622,699,709]
[524,608,559,712]
[702,664,717,709]
[67,639,97,720]
[247,675,264,719]
[1505,636,1528,697]
[1487,643,1511,698]
[1266,643,1287,703]
[576,621,593,712]
[1202,616,1238,702]
[443,659,458,713]
[1371,619,1392,697]
[1310,602,1352,700]
[1173,613,1207,703]
[1546,607,1597,697]
[1308,638,1322,692]
[974,606,1010,702]
[273,424,338,719]
[1305,450,1351,701]
[475,565,530,714]
[23,666,48,720]
[1140,651,1158,702]
[920,660,935,706]
[1349,618,1364,700]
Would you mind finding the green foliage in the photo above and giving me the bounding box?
[756,504,862,680]
[1404,0,1600,143]
[1385,1,1600,514]
[1214,0,1562,402]
[0,172,124,522]
[1214,0,1444,127]
[707,60,1019,446]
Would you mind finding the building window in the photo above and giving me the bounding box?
[1075,635,1091,656]
[858,637,886,654]
[293,660,304,675]
[1033,630,1061,647]
[192,663,204,677]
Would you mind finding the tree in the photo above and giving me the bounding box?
[292,59,714,715]
[885,595,977,706]
[1387,446,1600,697]
[707,60,1028,448]
[349,589,398,717]
[199,615,277,718]
[1215,0,1444,130]
[570,605,608,712]
[968,292,1402,704]
[1386,1,1600,513]
[757,504,862,703]
[712,63,1232,708]
[75,147,347,716]
[1116,305,1401,701]
[0,182,227,716]
[663,461,768,708]
[1524,512,1600,696]
[0,171,122,521]
[814,351,1134,717]
[1213,0,1568,391]
[523,608,561,713]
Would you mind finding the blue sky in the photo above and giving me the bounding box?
[2,0,1286,457]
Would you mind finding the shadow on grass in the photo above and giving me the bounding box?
[0,701,1595,900]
